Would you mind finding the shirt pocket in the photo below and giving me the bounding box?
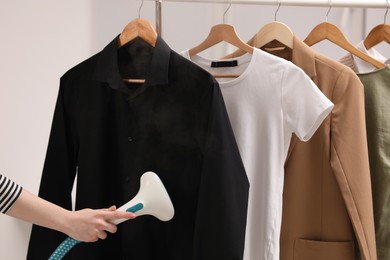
[293,238,355,260]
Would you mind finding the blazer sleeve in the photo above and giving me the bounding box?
[27,76,79,259]
[192,82,249,260]
[330,69,377,260]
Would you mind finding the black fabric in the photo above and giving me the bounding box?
[211,60,238,67]
[27,36,249,260]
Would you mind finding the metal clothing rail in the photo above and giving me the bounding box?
[152,0,390,34]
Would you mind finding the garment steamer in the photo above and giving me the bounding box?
[48,171,175,259]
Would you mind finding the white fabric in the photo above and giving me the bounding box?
[339,40,390,73]
[181,49,334,260]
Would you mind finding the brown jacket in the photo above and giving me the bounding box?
[280,37,377,260]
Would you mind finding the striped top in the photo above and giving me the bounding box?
[0,174,22,213]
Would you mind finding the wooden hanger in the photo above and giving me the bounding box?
[223,0,293,59]
[188,1,254,78]
[304,22,385,69]
[363,24,390,50]
[255,0,293,50]
[188,24,254,78]
[254,21,293,50]
[188,24,253,57]
[365,1,390,49]
[119,18,157,48]
[118,18,158,83]
[223,21,293,59]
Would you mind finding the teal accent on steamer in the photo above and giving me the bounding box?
[126,203,144,212]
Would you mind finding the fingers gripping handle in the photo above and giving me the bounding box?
[48,204,143,260]
[111,202,144,225]
[48,171,173,259]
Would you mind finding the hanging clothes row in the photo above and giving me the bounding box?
[180,10,366,260]
[176,2,388,260]
[26,2,388,260]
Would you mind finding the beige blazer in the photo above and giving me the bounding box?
[280,37,377,260]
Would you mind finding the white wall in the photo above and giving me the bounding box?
[0,1,93,259]
[0,1,388,259]
[365,7,390,57]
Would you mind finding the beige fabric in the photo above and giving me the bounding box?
[279,36,377,260]
[293,239,355,260]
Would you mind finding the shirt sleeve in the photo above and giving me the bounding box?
[27,77,78,259]
[0,174,22,214]
[282,65,334,141]
[192,81,249,259]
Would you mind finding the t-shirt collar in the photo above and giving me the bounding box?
[93,35,170,92]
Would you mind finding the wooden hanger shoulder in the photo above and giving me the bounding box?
[188,24,253,57]
[222,22,293,59]
[253,21,293,49]
[118,18,157,84]
[364,24,390,50]
[188,23,253,78]
[304,22,385,69]
[119,18,157,47]
[304,22,344,46]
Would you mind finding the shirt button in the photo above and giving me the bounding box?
[127,137,133,142]
[125,177,130,182]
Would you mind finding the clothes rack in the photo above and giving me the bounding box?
[150,0,390,35]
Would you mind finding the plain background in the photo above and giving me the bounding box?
[0,1,389,259]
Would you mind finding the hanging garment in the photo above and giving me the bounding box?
[27,36,249,260]
[0,174,22,213]
[339,40,390,73]
[341,45,390,259]
[358,66,390,260]
[181,48,333,260]
[274,36,376,260]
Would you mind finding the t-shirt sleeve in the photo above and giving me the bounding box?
[0,174,23,214]
[281,65,334,141]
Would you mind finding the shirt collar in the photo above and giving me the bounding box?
[352,40,389,73]
[93,35,170,92]
[291,35,317,79]
[339,40,390,73]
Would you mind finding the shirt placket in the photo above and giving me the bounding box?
[124,95,138,186]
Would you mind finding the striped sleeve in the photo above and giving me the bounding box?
[0,174,22,214]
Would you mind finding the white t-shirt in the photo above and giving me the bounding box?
[181,48,334,260]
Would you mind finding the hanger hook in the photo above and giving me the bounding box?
[274,0,281,21]
[326,0,332,22]
[138,0,144,19]
[223,0,232,24]
[384,0,389,24]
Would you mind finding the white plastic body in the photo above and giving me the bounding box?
[111,171,175,225]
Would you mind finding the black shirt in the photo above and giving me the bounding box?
[27,36,249,260]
